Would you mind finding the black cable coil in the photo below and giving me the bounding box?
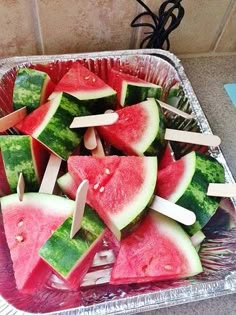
[131,0,185,50]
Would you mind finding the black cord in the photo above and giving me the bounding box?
[131,0,185,50]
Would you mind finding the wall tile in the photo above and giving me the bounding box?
[38,0,138,54]
[134,0,232,54]
[0,0,38,58]
[215,3,236,52]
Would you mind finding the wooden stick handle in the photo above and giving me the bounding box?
[70,112,118,129]
[0,107,27,132]
[39,154,62,194]
[158,100,194,119]
[207,183,236,197]
[17,172,25,201]
[165,129,221,147]
[150,196,196,226]
[70,180,89,239]
[84,127,97,150]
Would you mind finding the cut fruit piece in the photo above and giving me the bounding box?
[156,151,225,235]
[110,210,202,285]
[68,155,157,240]
[57,172,77,200]
[13,68,55,113]
[48,62,116,113]
[1,193,75,293]
[97,98,166,157]
[165,82,181,107]
[158,143,175,170]
[0,151,11,196]
[39,205,106,290]
[108,68,162,106]
[0,135,49,193]
[190,230,206,248]
[15,92,92,160]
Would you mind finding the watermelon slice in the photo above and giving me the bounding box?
[108,68,162,106]
[48,62,116,112]
[158,143,175,170]
[15,92,91,160]
[39,205,106,290]
[156,151,225,235]
[0,151,11,196]
[110,210,202,285]
[0,135,49,193]
[97,98,166,157]
[1,193,75,293]
[13,68,55,113]
[68,155,157,239]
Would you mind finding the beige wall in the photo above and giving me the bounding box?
[0,0,235,58]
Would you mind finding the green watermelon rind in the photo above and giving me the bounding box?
[0,135,40,193]
[33,92,91,160]
[120,81,163,106]
[39,206,105,278]
[177,153,225,235]
[112,157,157,233]
[13,68,49,112]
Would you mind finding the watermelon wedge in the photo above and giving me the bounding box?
[0,152,11,196]
[110,210,202,285]
[48,62,116,112]
[68,155,157,239]
[108,68,162,106]
[156,151,225,235]
[0,135,49,193]
[15,92,91,160]
[158,143,175,170]
[39,205,106,290]
[97,98,166,157]
[57,172,77,200]
[13,68,55,113]
[1,193,75,293]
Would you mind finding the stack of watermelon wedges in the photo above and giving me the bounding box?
[0,61,226,294]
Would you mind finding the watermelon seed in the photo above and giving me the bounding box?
[15,235,24,242]
[99,186,105,193]
[17,220,24,227]
[93,183,99,190]
[164,265,173,270]
[84,76,90,80]
[92,78,96,82]
[105,168,110,175]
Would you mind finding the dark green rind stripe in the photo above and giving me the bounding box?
[177,152,225,235]
[0,135,39,192]
[13,68,47,112]
[144,101,167,157]
[76,94,117,114]
[37,93,91,160]
[39,205,105,277]
[124,84,163,106]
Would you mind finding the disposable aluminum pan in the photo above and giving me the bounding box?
[0,49,235,315]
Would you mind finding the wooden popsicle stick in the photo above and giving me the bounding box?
[158,100,194,119]
[39,153,62,194]
[207,183,236,197]
[165,129,221,147]
[84,127,97,150]
[92,249,115,267]
[91,131,105,157]
[70,179,89,239]
[150,196,196,226]
[0,107,27,132]
[17,172,25,201]
[70,112,119,129]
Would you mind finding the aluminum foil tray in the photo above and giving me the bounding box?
[0,49,235,315]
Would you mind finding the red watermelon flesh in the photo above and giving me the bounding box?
[158,143,175,170]
[97,99,163,156]
[57,172,77,200]
[68,155,157,239]
[48,61,116,100]
[110,210,202,285]
[156,152,194,202]
[31,137,50,182]
[1,193,75,293]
